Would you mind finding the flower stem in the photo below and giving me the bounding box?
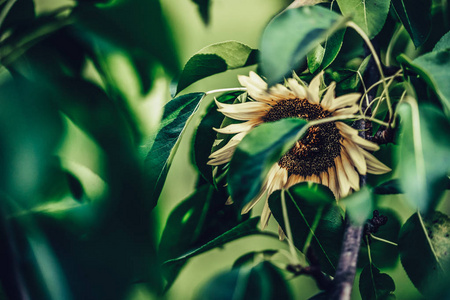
[281,189,300,265]
[205,87,247,95]
[370,234,398,247]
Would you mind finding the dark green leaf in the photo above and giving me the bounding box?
[373,179,403,195]
[197,261,292,300]
[392,0,432,48]
[192,0,211,25]
[0,0,35,32]
[359,209,400,269]
[159,184,248,288]
[395,103,450,213]
[399,51,450,114]
[162,217,261,273]
[260,6,345,85]
[341,186,373,226]
[144,92,206,208]
[228,118,308,210]
[399,211,450,298]
[172,41,258,96]
[336,0,390,39]
[268,184,344,275]
[232,250,278,269]
[307,28,346,73]
[434,31,450,52]
[359,263,395,300]
[192,92,243,185]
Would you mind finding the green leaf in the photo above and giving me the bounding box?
[434,31,450,52]
[359,209,401,269]
[228,118,308,211]
[399,50,450,114]
[373,179,403,195]
[144,92,206,208]
[0,0,35,32]
[159,184,248,288]
[395,103,450,213]
[172,41,258,96]
[398,211,450,298]
[232,250,278,269]
[162,217,261,274]
[336,0,390,39]
[260,6,345,85]
[307,28,346,73]
[197,261,293,300]
[268,183,344,275]
[192,0,211,24]
[392,0,432,48]
[192,92,243,185]
[359,263,395,300]
[341,186,373,226]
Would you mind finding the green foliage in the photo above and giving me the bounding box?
[197,261,293,300]
[341,186,373,226]
[228,118,308,210]
[399,212,450,298]
[307,29,346,74]
[359,263,395,300]
[260,5,345,85]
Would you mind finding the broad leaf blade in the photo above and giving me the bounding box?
[228,118,308,210]
[307,28,346,73]
[434,31,450,52]
[197,261,293,300]
[336,0,390,39]
[172,41,258,96]
[392,0,432,48]
[396,103,450,213]
[268,183,344,275]
[145,92,206,208]
[341,186,373,226]
[359,263,395,300]
[398,211,450,298]
[373,179,403,195]
[260,6,345,85]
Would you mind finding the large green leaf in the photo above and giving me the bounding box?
[197,261,292,300]
[192,0,211,24]
[0,0,35,33]
[159,184,247,289]
[400,50,450,113]
[192,92,243,185]
[307,28,346,73]
[162,218,262,276]
[172,41,258,96]
[395,103,450,213]
[398,211,450,298]
[341,186,373,226]
[260,6,345,85]
[373,179,403,195]
[228,118,308,210]
[268,183,344,275]
[434,31,450,52]
[144,92,205,208]
[359,263,395,300]
[392,0,432,48]
[336,0,390,39]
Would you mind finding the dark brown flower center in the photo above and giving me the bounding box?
[262,98,342,177]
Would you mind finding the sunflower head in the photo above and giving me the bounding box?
[208,71,391,229]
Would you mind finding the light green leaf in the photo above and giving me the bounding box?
[144,92,206,208]
[359,263,396,300]
[228,118,308,210]
[396,103,450,213]
[307,28,346,73]
[260,6,345,85]
[392,0,432,48]
[399,211,450,298]
[197,261,293,300]
[434,31,450,52]
[172,41,258,96]
[268,184,344,275]
[337,0,390,39]
[341,186,373,226]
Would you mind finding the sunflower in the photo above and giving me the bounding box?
[208,71,391,229]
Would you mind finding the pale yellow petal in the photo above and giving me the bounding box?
[335,156,351,197]
[329,93,361,111]
[214,118,261,134]
[238,75,276,104]
[287,78,307,99]
[285,174,304,189]
[336,122,358,136]
[260,200,272,230]
[278,226,286,241]
[268,166,288,194]
[225,197,233,205]
[216,98,271,121]
[332,105,359,116]
[249,71,268,89]
[341,139,367,175]
[361,149,392,174]
[310,174,321,184]
[307,71,323,104]
[349,134,380,151]
[321,81,336,109]
[269,84,296,100]
[320,171,329,186]
[327,166,339,199]
[341,150,360,190]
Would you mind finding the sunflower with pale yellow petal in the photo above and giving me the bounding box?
[208,71,391,229]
